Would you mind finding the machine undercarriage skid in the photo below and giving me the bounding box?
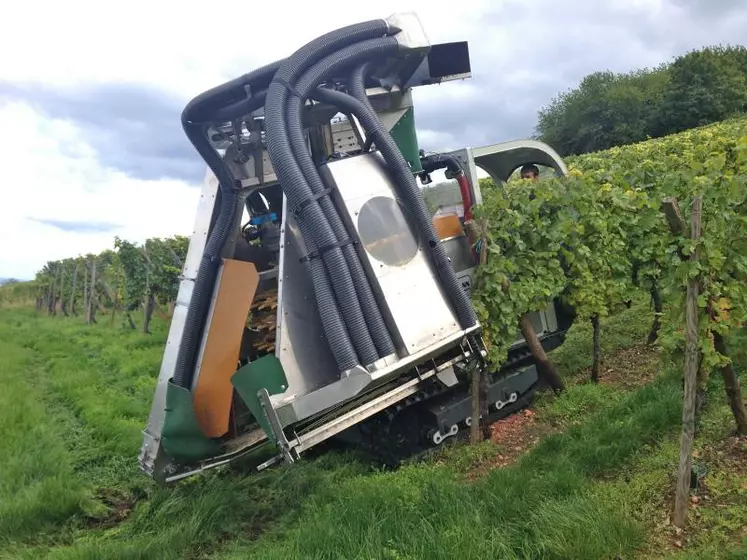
[139,13,574,484]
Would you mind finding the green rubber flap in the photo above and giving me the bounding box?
[161,379,222,462]
[231,354,288,443]
[390,107,423,174]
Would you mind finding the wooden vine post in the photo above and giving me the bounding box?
[82,260,89,320]
[70,262,78,315]
[140,246,154,334]
[519,314,566,394]
[712,333,747,435]
[590,314,601,383]
[464,216,490,443]
[59,266,68,317]
[85,259,97,324]
[662,196,701,529]
[50,264,61,315]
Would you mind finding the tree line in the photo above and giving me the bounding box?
[0,235,189,333]
[536,45,747,156]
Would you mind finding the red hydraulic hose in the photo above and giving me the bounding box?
[456,173,473,221]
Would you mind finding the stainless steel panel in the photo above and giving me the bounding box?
[275,367,373,426]
[441,234,475,273]
[291,354,465,456]
[272,195,340,404]
[325,153,463,355]
[183,167,220,279]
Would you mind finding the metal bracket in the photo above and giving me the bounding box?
[258,388,296,464]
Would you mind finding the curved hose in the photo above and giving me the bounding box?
[201,91,268,124]
[264,20,395,369]
[348,63,377,115]
[286,38,400,359]
[173,69,279,389]
[347,66,477,326]
[312,84,477,329]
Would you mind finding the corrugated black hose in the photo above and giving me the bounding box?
[286,37,401,360]
[264,19,397,370]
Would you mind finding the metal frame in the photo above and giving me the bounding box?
[271,346,477,461]
[139,166,219,477]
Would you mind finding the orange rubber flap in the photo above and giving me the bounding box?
[193,259,259,438]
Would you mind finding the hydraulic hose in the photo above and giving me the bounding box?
[264,20,397,369]
[173,66,281,389]
[312,84,478,329]
[286,37,401,359]
[456,174,474,221]
[420,153,474,221]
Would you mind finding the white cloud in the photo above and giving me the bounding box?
[0,0,745,278]
[0,0,489,94]
[0,101,200,278]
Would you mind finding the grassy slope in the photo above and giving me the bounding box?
[0,304,744,559]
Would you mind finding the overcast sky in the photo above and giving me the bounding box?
[1,0,745,278]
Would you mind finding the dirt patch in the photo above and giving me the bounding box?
[86,488,136,529]
[590,344,662,391]
[488,409,543,460]
[465,409,554,479]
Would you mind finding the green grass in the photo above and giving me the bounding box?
[0,304,745,559]
[0,339,86,542]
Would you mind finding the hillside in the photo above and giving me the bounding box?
[2,118,747,558]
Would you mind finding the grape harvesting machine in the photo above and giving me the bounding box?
[140,12,574,484]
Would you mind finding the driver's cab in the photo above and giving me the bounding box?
[423,139,574,361]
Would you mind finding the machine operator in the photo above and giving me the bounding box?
[520,164,540,181]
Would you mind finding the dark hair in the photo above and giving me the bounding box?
[520,164,539,176]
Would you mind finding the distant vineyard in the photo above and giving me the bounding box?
[0,235,189,332]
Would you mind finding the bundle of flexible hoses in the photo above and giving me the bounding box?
[173,19,477,389]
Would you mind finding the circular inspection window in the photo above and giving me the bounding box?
[357,196,419,266]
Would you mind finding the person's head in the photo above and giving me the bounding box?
[520,164,540,180]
